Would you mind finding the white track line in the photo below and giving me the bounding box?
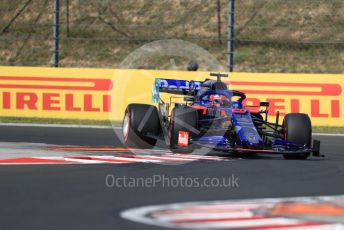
[127,155,195,162]
[108,156,162,163]
[55,157,107,164]
[0,154,230,165]
[153,211,254,221]
[313,133,344,137]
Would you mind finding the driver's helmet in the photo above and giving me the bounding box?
[209,94,231,107]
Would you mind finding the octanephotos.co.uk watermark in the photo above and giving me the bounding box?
[105,174,239,188]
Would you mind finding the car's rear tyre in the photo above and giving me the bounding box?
[169,106,198,153]
[283,113,311,160]
[123,104,160,149]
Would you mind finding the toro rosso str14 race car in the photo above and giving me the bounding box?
[122,73,322,159]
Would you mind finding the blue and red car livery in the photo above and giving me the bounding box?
[123,73,322,159]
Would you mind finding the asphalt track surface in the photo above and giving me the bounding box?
[0,125,344,230]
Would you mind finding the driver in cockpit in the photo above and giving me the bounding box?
[209,94,231,107]
[197,79,231,107]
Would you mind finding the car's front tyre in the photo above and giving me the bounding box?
[282,113,311,160]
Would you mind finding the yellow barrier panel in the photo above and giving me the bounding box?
[0,66,343,126]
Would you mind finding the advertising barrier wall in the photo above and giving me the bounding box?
[0,66,343,126]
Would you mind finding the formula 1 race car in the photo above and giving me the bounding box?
[122,73,321,159]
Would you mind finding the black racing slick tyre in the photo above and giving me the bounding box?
[123,104,160,149]
[283,113,312,160]
[169,106,199,153]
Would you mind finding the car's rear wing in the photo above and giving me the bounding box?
[152,73,229,103]
[152,78,202,102]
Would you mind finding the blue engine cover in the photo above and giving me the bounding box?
[231,110,263,149]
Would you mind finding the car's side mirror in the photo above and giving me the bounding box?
[260,102,269,107]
